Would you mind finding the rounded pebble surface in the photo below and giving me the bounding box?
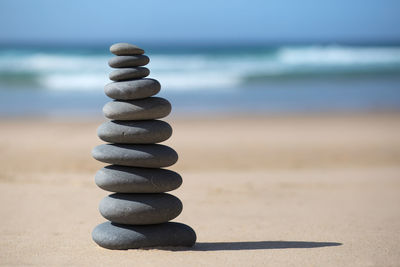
[103,97,171,121]
[109,67,150,81]
[92,221,196,249]
[110,43,145,56]
[92,144,178,168]
[97,120,172,144]
[104,78,160,100]
[99,193,182,225]
[109,55,149,68]
[95,165,182,193]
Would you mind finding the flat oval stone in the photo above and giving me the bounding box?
[92,222,196,250]
[95,165,182,193]
[104,78,160,100]
[103,97,171,121]
[109,67,150,82]
[97,120,172,144]
[110,43,145,56]
[109,55,150,68]
[92,144,178,168]
[99,193,182,224]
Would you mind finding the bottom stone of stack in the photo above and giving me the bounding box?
[92,221,197,250]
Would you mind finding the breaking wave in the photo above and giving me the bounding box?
[1,45,400,91]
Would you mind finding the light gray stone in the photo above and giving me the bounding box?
[104,78,160,100]
[92,144,178,168]
[109,55,149,68]
[92,221,196,249]
[97,120,172,144]
[103,97,171,121]
[99,193,182,224]
[110,43,145,56]
[95,165,182,193]
[109,67,150,81]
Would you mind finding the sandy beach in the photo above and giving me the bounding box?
[0,112,400,266]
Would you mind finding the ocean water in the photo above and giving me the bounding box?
[1,44,400,116]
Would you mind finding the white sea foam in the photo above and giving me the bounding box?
[42,73,108,90]
[278,46,400,65]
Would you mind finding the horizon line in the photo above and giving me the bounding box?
[1,38,400,48]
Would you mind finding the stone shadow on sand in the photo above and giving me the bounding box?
[156,241,342,251]
[193,241,342,251]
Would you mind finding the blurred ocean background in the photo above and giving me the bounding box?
[1,43,400,116]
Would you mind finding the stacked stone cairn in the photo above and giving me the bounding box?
[91,43,196,250]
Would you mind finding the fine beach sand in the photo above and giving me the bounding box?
[0,112,400,266]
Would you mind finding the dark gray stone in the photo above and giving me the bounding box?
[109,55,150,68]
[92,221,196,249]
[110,43,145,56]
[97,120,172,144]
[109,67,150,81]
[99,193,182,224]
[95,165,182,193]
[103,97,171,121]
[92,144,178,168]
[104,78,160,100]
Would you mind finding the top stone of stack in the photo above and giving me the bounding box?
[110,43,145,56]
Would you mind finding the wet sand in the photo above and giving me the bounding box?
[0,112,399,266]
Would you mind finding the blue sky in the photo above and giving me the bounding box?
[0,0,400,44]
